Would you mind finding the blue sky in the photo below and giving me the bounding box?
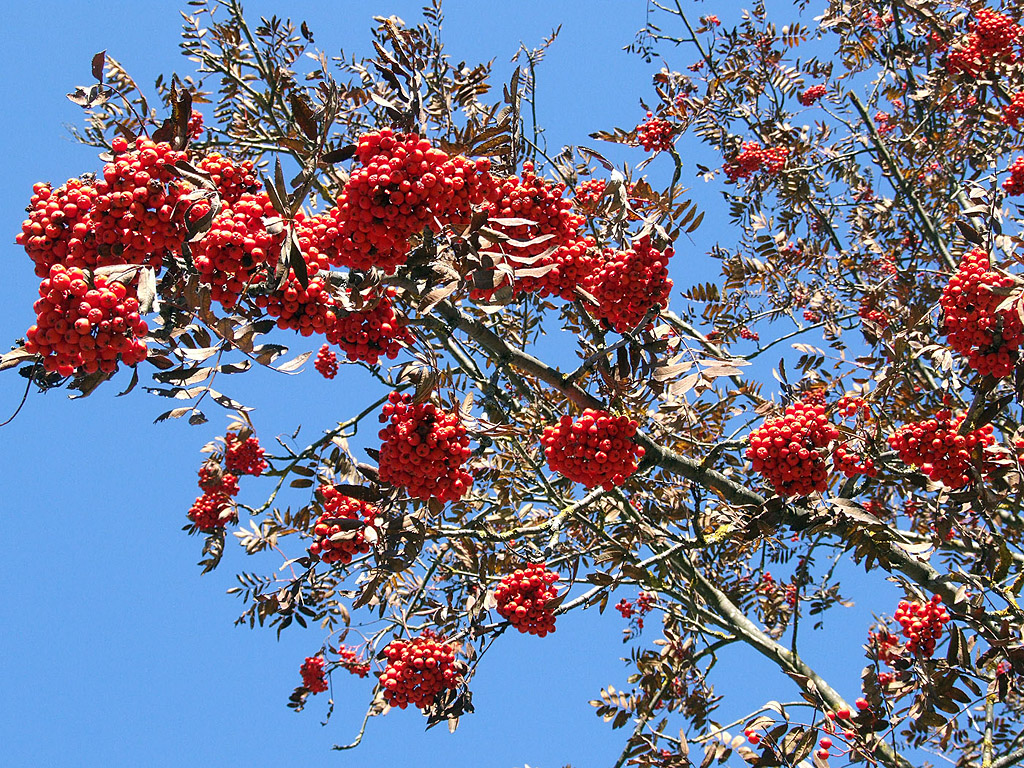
[0,2,902,766]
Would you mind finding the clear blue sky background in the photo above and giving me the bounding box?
[0,2,902,766]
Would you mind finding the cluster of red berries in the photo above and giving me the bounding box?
[314,344,338,379]
[894,595,950,656]
[187,433,265,531]
[336,647,371,678]
[494,563,560,636]
[615,591,656,629]
[738,327,759,341]
[859,296,890,327]
[636,112,675,153]
[476,162,586,301]
[225,432,269,477]
[834,443,878,478]
[723,142,789,181]
[798,84,827,106]
[837,395,869,420]
[1005,157,1024,196]
[378,633,459,710]
[324,287,414,365]
[745,402,839,497]
[25,265,148,376]
[377,392,473,503]
[300,656,329,694]
[309,485,377,565]
[940,249,1024,378]
[888,410,995,489]
[187,112,205,140]
[1003,92,1024,129]
[945,8,1021,77]
[585,236,673,333]
[196,152,260,206]
[187,489,237,530]
[326,129,492,273]
[571,178,655,221]
[868,626,903,666]
[541,409,645,490]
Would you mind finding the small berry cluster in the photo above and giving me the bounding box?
[377,392,473,503]
[894,595,950,656]
[326,129,492,273]
[25,265,148,376]
[738,327,759,341]
[724,142,789,181]
[300,656,329,694]
[745,402,839,497]
[868,626,903,666]
[314,344,339,379]
[834,443,878,478]
[945,8,1021,76]
[494,563,560,636]
[1005,157,1024,196]
[378,633,459,710]
[187,112,205,140]
[798,84,827,106]
[888,410,995,489]
[309,485,377,565]
[335,647,371,678]
[1003,92,1024,128]
[940,249,1024,378]
[615,591,656,629]
[541,409,645,490]
[584,236,673,333]
[198,463,240,497]
[196,152,260,206]
[225,432,269,477]
[636,112,675,153]
[859,296,890,327]
[187,490,237,531]
[837,395,869,420]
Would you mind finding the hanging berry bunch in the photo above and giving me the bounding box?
[300,656,329,694]
[377,392,474,503]
[542,409,644,490]
[584,235,673,333]
[745,401,839,497]
[308,485,377,565]
[494,563,560,636]
[224,431,269,477]
[378,633,460,710]
[888,410,995,489]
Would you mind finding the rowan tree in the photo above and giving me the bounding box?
[6,1,1024,766]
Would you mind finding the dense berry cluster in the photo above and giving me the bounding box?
[309,485,377,565]
[335,647,371,678]
[798,84,827,106]
[584,236,673,333]
[724,142,788,181]
[837,395,869,420]
[25,265,149,376]
[325,288,414,364]
[945,8,1021,76]
[326,129,492,272]
[745,402,839,497]
[198,463,240,497]
[196,152,260,206]
[377,392,473,503]
[636,112,675,152]
[1004,92,1024,128]
[895,595,950,656]
[476,163,586,300]
[1005,157,1024,196]
[300,656,329,694]
[187,490,236,530]
[738,327,759,341]
[187,112,205,140]
[888,410,995,489]
[379,634,459,710]
[494,563,560,636]
[939,249,1024,378]
[541,409,644,490]
[191,192,284,309]
[224,432,268,477]
[314,344,338,379]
